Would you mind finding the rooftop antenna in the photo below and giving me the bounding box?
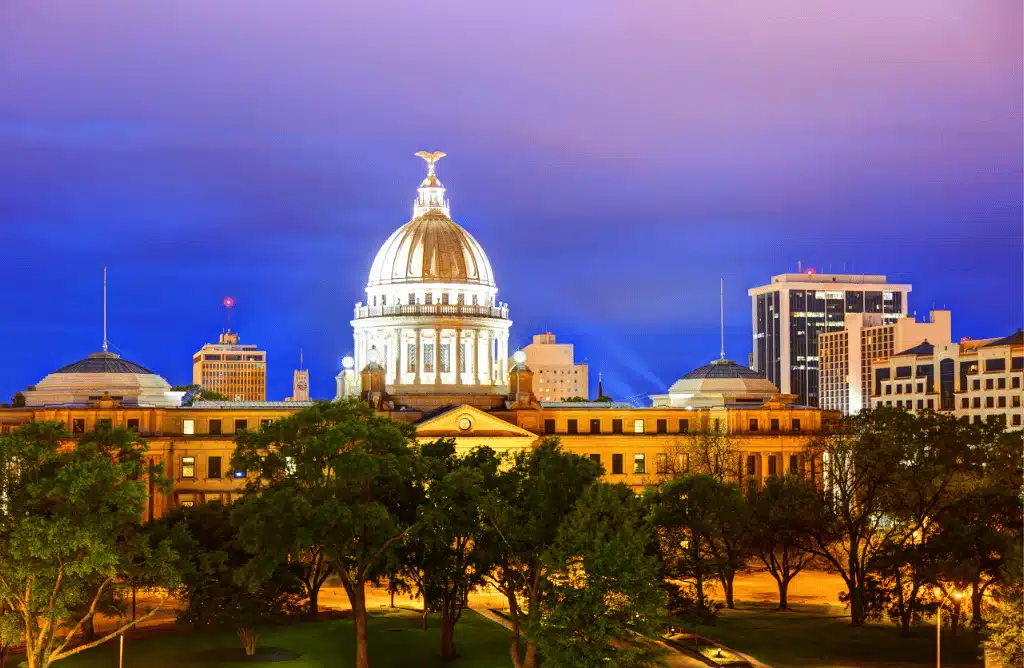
[300,348,304,370]
[223,297,235,332]
[102,266,108,353]
[720,277,726,361]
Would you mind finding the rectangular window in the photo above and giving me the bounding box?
[789,454,799,475]
[440,344,451,373]
[1013,395,1021,408]
[234,419,247,432]
[767,455,777,476]
[1014,415,1022,426]
[612,419,623,434]
[656,419,667,434]
[589,453,601,466]
[1013,357,1024,370]
[424,293,433,305]
[611,454,624,475]
[896,385,902,394]
[928,399,934,409]
[746,455,756,476]
[749,418,759,432]
[656,453,668,474]
[407,343,417,373]
[973,380,981,391]
[590,419,601,434]
[441,293,449,305]
[962,398,969,409]
[633,454,646,474]
[567,419,578,434]
[986,397,995,408]
[72,418,85,434]
[791,419,801,432]
[973,397,981,409]
[544,419,556,435]
[985,358,1006,372]
[408,292,415,305]
[209,419,222,435]
[917,383,923,393]
[885,385,892,395]
[998,378,1006,389]
[126,418,140,432]
[183,419,195,435]
[986,378,994,390]
[459,342,466,372]
[998,396,1006,408]
[678,419,689,433]
[633,419,645,434]
[181,456,196,479]
[1014,376,1021,389]
[770,418,779,432]
[260,419,273,429]
[423,343,435,372]
[208,456,222,479]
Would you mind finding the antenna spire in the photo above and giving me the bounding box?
[719,277,725,361]
[300,348,304,370]
[102,266,108,352]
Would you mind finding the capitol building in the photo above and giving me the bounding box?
[348,152,512,408]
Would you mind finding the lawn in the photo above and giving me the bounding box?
[690,602,984,668]
[59,609,513,668]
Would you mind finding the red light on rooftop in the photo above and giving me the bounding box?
[960,336,971,343]
[806,268,816,275]
[223,297,235,308]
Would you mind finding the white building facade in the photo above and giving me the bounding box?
[520,332,589,401]
[351,153,512,396]
[819,310,951,415]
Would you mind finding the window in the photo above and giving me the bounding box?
[234,419,247,432]
[633,419,645,434]
[1014,376,1021,389]
[633,454,646,474]
[749,419,759,432]
[986,378,994,390]
[611,454,624,475]
[767,455,777,476]
[408,292,415,305]
[961,398,969,409]
[1013,395,1021,408]
[973,398,981,409]
[183,419,195,435]
[589,453,601,466]
[998,378,1006,389]
[916,383,923,393]
[181,456,196,479]
[917,400,923,409]
[544,419,555,435]
[986,397,994,408]
[656,453,668,474]
[590,419,601,434]
[423,344,435,372]
[746,455,756,476]
[209,419,222,435]
[407,343,417,373]
[439,344,450,373]
[789,454,799,475]
[885,385,892,395]
[791,419,801,432]
[567,419,578,434]
[260,419,273,429]
[770,418,779,432]
[208,456,222,479]
[179,498,195,509]
[441,293,449,305]
[678,419,689,433]
[72,418,85,434]
[896,385,902,395]
[126,418,139,432]
[424,293,433,305]
[1014,415,1022,426]
[612,419,623,434]
[973,380,981,391]
[985,358,1006,372]
[998,396,1006,408]
[656,419,667,434]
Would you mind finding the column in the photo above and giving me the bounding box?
[434,328,442,386]
[757,453,765,486]
[393,328,402,385]
[487,330,494,385]
[473,329,481,385]
[414,329,421,384]
[499,332,508,381]
[454,327,463,386]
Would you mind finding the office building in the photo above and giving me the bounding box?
[870,329,1023,428]
[520,332,589,401]
[749,271,911,406]
[192,331,267,401]
[819,311,951,415]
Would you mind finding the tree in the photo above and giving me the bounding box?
[532,482,665,668]
[0,421,180,668]
[232,399,426,668]
[169,501,303,656]
[683,430,737,483]
[479,439,602,668]
[986,540,1023,666]
[560,396,590,403]
[9,392,24,408]
[398,441,500,658]
[747,475,821,609]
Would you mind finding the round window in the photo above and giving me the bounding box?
[458,417,472,431]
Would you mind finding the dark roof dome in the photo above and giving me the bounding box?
[681,359,765,380]
[894,340,935,357]
[983,329,1023,348]
[52,352,157,375]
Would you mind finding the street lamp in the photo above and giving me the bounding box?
[936,588,964,668]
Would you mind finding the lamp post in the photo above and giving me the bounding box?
[936,588,964,668]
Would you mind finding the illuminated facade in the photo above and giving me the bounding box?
[351,152,511,407]
[192,332,267,401]
[521,332,589,401]
[819,310,951,415]
[749,272,911,407]
[870,329,1023,428]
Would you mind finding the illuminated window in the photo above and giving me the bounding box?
[633,454,646,474]
[633,419,644,434]
[655,453,668,474]
[424,344,435,372]
[181,456,196,479]
[407,343,417,372]
[183,419,195,435]
[439,344,450,373]
[424,293,433,305]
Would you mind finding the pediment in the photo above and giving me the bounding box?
[415,404,537,439]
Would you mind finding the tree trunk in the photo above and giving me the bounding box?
[847,574,864,627]
[0,643,10,668]
[132,583,137,621]
[723,573,735,609]
[440,604,457,660]
[390,587,396,608]
[971,581,984,624]
[351,583,370,668]
[83,614,97,642]
[309,586,319,617]
[778,578,789,609]
[237,627,258,656]
[421,592,429,632]
[695,574,706,609]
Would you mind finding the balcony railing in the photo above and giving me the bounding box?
[354,303,509,319]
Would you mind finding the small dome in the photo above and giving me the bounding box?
[25,352,183,408]
[680,359,766,381]
[651,358,781,408]
[52,352,157,375]
[367,210,495,288]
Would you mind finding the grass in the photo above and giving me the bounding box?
[59,609,512,668]
[688,602,984,668]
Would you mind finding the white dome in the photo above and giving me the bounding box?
[367,210,495,288]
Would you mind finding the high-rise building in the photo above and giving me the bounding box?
[520,332,589,402]
[749,272,911,406]
[192,332,267,401]
[819,311,950,415]
[869,330,1023,428]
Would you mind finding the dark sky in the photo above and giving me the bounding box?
[1,1,1021,403]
